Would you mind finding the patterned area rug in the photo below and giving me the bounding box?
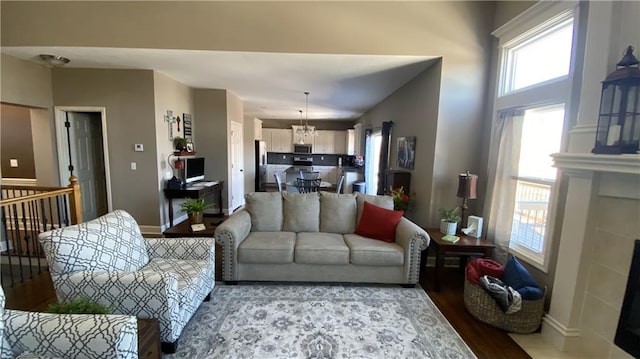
[164,283,476,359]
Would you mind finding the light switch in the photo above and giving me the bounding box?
[134,144,144,152]
[9,159,18,167]
[131,162,137,170]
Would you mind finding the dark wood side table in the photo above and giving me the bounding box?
[138,318,161,359]
[163,181,224,227]
[424,228,495,292]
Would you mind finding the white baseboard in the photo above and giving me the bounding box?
[541,314,582,352]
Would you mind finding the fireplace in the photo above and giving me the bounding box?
[614,239,640,357]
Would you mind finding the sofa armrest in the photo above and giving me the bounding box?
[53,270,181,339]
[395,217,430,284]
[214,209,252,281]
[4,310,138,359]
[145,237,215,262]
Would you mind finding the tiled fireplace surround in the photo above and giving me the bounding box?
[545,154,640,358]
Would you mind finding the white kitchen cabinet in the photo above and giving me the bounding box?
[271,129,293,152]
[347,129,355,155]
[313,166,337,184]
[334,131,347,154]
[353,123,363,156]
[263,129,292,152]
[254,119,263,140]
[266,164,290,183]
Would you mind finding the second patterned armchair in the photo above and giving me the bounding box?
[38,210,215,353]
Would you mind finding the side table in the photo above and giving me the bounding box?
[424,228,495,291]
[138,318,161,359]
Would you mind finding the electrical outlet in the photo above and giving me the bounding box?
[131,162,137,170]
[9,159,18,167]
[321,156,324,160]
[134,144,144,152]
[282,155,286,159]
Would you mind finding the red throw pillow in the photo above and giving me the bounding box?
[466,258,504,285]
[354,201,404,243]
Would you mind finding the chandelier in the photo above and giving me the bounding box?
[294,91,318,139]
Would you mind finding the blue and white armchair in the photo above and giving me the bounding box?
[0,285,138,359]
[38,210,216,353]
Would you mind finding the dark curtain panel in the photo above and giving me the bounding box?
[377,121,393,195]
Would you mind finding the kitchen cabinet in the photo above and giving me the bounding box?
[313,130,348,154]
[353,123,363,156]
[266,164,290,183]
[263,129,292,152]
[341,169,364,194]
[254,119,263,140]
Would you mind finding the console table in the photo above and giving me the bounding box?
[163,181,224,227]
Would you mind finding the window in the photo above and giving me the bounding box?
[488,2,578,270]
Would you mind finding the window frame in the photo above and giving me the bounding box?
[490,1,580,272]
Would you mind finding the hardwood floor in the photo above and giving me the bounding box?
[4,264,531,359]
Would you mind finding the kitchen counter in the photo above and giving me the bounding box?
[339,167,364,173]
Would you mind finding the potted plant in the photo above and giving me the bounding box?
[179,196,213,224]
[439,207,461,235]
[46,297,112,314]
[173,136,188,152]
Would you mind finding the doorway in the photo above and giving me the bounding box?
[54,107,112,221]
[365,130,382,195]
[230,121,244,212]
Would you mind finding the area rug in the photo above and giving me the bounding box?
[164,283,476,359]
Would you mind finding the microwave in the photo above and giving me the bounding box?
[293,144,312,154]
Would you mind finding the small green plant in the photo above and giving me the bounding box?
[179,196,213,214]
[173,136,188,151]
[46,298,112,314]
[439,207,461,223]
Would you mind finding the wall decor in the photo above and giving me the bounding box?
[397,136,416,169]
[183,113,193,140]
[165,110,176,141]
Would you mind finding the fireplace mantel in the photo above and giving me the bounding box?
[552,153,640,175]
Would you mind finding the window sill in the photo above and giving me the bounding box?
[508,245,548,273]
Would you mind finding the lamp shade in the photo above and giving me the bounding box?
[457,172,478,199]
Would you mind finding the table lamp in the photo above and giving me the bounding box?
[456,170,478,229]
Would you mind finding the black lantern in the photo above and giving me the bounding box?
[592,46,640,154]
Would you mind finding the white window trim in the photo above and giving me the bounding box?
[490,1,580,272]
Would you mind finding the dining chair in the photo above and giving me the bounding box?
[299,171,320,179]
[296,177,321,193]
[274,172,284,192]
[336,175,345,193]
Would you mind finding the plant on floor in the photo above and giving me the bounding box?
[46,297,112,314]
[180,196,213,224]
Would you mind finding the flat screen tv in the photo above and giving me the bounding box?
[184,157,205,183]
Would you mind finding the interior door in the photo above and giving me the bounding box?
[230,121,244,211]
[68,112,108,221]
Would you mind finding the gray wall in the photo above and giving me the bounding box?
[51,68,159,225]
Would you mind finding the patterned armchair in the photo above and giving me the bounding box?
[38,210,215,353]
[0,285,138,359]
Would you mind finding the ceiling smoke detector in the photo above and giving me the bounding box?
[39,54,70,67]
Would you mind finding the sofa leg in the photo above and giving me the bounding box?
[161,340,178,354]
[401,284,416,288]
[225,281,238,285]
[204,293,211,302]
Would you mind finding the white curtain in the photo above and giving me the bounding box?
[483,109,525,263]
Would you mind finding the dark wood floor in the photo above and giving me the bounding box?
[4,264,530,359]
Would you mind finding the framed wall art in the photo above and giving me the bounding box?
[397,136,416,169]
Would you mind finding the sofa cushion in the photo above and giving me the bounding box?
[295,232,350,265]
[245,192,283,232]
[354,201,403,243]
[319,192,357,234]
[282,192,320,232]
[356,193,394,226]
[343,234,404,266]
[238,232,296,264]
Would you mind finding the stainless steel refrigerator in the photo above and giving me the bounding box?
[255,140,267,191]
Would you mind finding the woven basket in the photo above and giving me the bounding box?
[463,278,545,334]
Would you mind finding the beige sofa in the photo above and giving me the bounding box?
[214,191,430,285]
